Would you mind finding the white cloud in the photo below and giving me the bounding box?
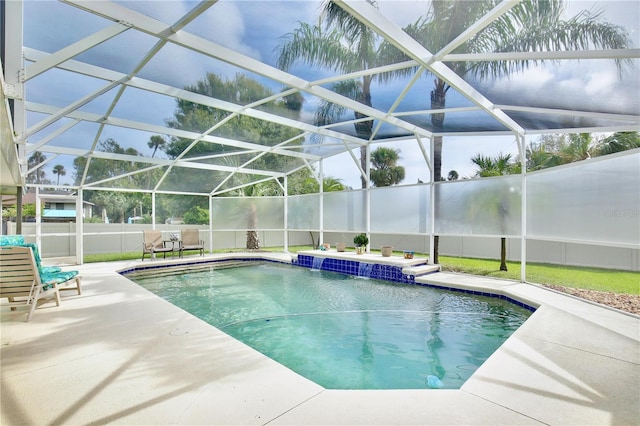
[378,0,431,28]
[509,68,554,89]
[189,2,262,60]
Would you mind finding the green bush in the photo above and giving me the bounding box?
[353,233,369,247]
[183,206,209,224]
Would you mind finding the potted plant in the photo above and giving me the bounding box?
[353,233,368,255]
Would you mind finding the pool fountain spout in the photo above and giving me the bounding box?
[311,257,325,271]
[357,262,373,278]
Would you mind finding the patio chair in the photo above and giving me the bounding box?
[142,230,174,261]
[180,229,205,257]
[0,235,61,274]
[0,245,82,321]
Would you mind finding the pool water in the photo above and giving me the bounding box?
[127,262,532,390]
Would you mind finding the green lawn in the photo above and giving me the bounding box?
[84,246,639,295]
[438,256,639,295]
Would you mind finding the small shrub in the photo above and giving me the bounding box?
[353,233,369,247]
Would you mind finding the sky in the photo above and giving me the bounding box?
[19,0,640,189]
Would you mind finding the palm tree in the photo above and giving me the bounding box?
[524,131,639,171]
[370,146,405,187]
[470,152,520,271]
[147,135,166,158]
[471,153,518,178]
[276,0,385,189]
[525,139,560,171]
[27,151,47,184]
[558,133,594,163]
[322,176,346,192]
[52,164,66,185]
[390,0,630,263]
[236,182,281,250]
[594,132,640,156]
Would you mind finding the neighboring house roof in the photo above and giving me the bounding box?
[43,210,77,218]
[1,192,94,206]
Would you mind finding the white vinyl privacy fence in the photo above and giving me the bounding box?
[8,150,639,273]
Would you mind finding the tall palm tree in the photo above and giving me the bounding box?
[27,151,47,184]
[276,0,384,189]
[390,0,630,263]
[147,135,166,158]
[470,152,520,271]
[235,181,282,250]
[370,146,405,187]
[52,164,66,185]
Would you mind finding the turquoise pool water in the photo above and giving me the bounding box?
[127,262,531,390]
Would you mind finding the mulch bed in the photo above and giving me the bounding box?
[543,284,640,315]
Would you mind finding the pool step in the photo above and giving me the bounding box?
[402,263,441,278]
[125,260,263,278]
[211,260,263,270]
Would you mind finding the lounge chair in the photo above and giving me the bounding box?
[180,229,205,257]
[142,230,174,261]
[0,235,61,274]
[0,246,82,321]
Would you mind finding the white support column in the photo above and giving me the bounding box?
[318,160,324,247]
[76,188,84,264]
[151,192,156,228]
[429,137,435,264]
[209,195,214,254]
[283,175,289,252]
[5,1,26,181]
[519,133,527,282]
[35,187,41,248]
[365,145,371,252]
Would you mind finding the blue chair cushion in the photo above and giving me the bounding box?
[3,236,76,288]
[41,270,79,291]
[0,238,62,273]
[20,243,62,274]
[0,235,24,246]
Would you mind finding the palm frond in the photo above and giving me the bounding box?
[467,1,632,79]
[275,22,356,73]
[314,79,362,127]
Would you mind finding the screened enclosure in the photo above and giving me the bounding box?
[1,1,639,277]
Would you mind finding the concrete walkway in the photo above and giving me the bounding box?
[1,254,638,425]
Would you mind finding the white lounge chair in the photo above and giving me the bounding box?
[0,246,81,321]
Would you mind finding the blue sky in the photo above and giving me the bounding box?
[21,0,640,188]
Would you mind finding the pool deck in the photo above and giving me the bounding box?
[1,252,638,425]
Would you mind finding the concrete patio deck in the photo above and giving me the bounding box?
[1,253,638,425]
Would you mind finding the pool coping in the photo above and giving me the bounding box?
[2,252,638,425]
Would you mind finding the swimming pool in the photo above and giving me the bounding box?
[126,261,532,390]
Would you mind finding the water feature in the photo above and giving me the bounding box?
[311,256,325,271]
[357,262,373,278]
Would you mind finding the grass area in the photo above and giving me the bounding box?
[439,256,639,295]
[83,249,208,263]
[84,252,141,263]
[83,246,639,295]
